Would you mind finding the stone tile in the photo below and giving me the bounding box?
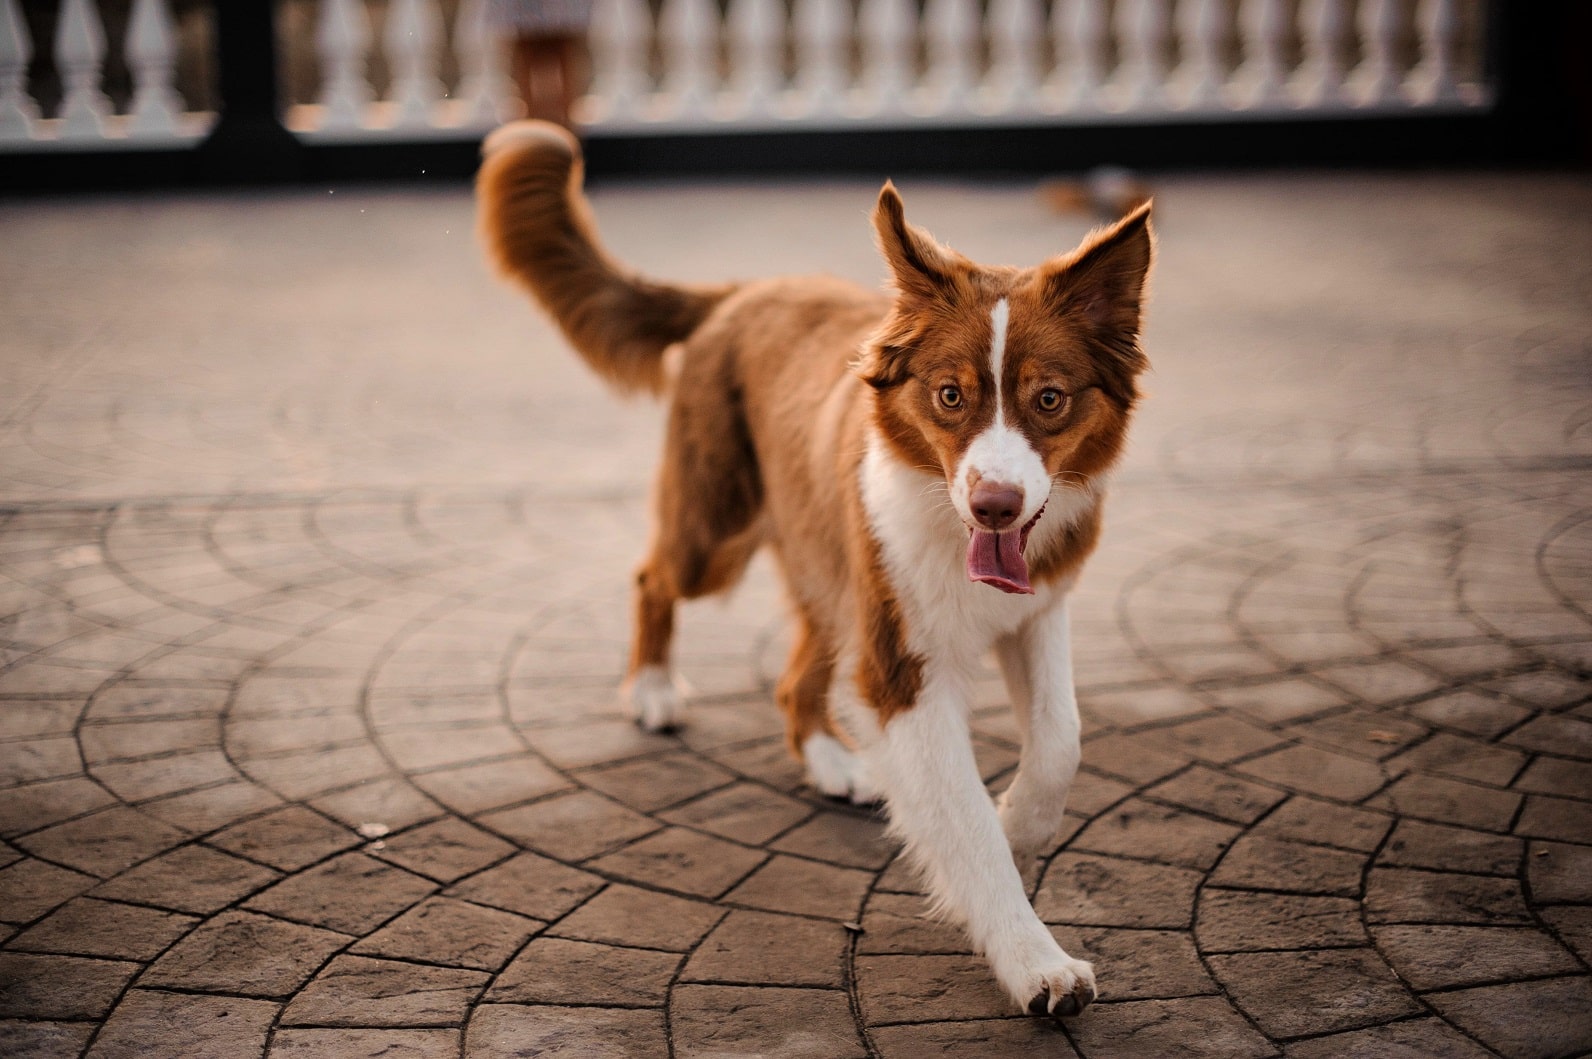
[1054,927,1217,1001]
[1036,853,1203,930]
[0,857,100,924]
[856,892,974,955]
[1529,840,1592,904]
[0,1020,97,1058]
[1369,772,1521,832]
[1080,732,1192,786]
[1081,684,1206,725]
[8,897,197,960]
[871,1018,1080,1059]
[1515,794,1592,843]
[1064,769,1137,817]
[0,776,117,835]
[408,755,571,814]
[1253,795,1393,852]
[1197,890,1365,952]
[1425,976,1592,1059]
[238,744,392,801]
[370,816,515,883]
[1283,1018,1494,1058]
[722,854,872,921]
[1147,713,1286,765]
[856,953,1011,1023]
[269,1028,459,1058]
[684,908,849,987]
[207,804,360,872]
[0,700,83,740]
[443,851,604,921]
[523,719,677,770]
[1513,754,1592,797]
[1387,731,1527,786]
[1146,765,1287,824]
[703,740,809,795]
[465,1004,667,1059]
[90,845,279,915]
[1066,995,1277,1059]
[1316,661,1446,704]
[0,953,139,1019]
[13,805,188,878]
[588,826,767,898]
[770,808,896,870]
[478,790,658,861]
[1291,709,1428,760]
[137,778,287,833]
[1205,678,1349,724]
[1207,834,1366,896]
[1540,906,1592,965]
[575,751,736,812]
[660,782,815,845]
[487,937,680,1004]
[351,896,541,970]
[309,777,444,833]
[85,990,277,1059]
[549,883,722,951]
[672,985,866,1058]
[1377,818,1522,876]
[1235,744,1387,803]
[281,955,487,1027]
[1482,671,1592,711]
[245,852,438,934]
[1208,948,1421,1038]
[1363,868,1529,925]
[1409,690,1534,739]
[141,910,351,996]
[1502,713,1592,759]
[377,724,524,772]
[1071,799,1241,871]
[1372,924,1580,990]
[0,736,82,787]
[78,717,219,765]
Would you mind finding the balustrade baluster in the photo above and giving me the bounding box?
[57,0,112,138]
[126,0,182,136]
[0,0,38,141]
[1296,0,1351,107]
[1232,0,1288,108]
[388,0,444,127]
[985,0,1042,114]
[921,0,977,115]
[1116,0,1171,110]
[659,0,718,120]
[587,0,651,121]
[794,0,850,117]
[456,0,513,124]
[1047,0,1107,111]
[1408,0,1460,104]
[1176,0,1227,110]
[1352,0,1403,106]
[726,0,783,118]
[318,0,374,130]
[856,0,915,117]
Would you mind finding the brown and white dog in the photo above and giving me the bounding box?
[477,121,1152,1020]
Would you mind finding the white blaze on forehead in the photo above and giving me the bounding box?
[950,298,1050,527]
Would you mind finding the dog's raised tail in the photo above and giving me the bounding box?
[477,121,734,396]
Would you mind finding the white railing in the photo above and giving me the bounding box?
[1,0,1489,151]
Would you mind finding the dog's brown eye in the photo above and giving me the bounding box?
[938,386,963,409]
[1036,388,1064,412]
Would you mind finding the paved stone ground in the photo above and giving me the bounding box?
[1,170,1590,1059]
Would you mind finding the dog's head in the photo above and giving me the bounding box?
[857,184,1153,594]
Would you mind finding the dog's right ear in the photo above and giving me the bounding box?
[873,182,955,302]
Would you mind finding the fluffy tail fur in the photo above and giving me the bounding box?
[477,121,735,396]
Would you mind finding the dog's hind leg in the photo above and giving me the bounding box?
[624,372,764,732]
[777,618,877,803]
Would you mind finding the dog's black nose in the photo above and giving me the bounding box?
[970,481,1024,530]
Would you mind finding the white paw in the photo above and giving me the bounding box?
[801,732,880,804]
[991,928,1097,1020]
[623,665,685,732]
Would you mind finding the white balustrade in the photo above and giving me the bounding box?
[0,0,1497,152]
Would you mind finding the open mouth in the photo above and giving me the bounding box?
[966,503,1045,594]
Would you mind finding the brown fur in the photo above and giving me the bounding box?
[477,123,1151,752]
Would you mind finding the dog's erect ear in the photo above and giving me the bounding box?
[1042,202,1154,340]
[873,182,956,301]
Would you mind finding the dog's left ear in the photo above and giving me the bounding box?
[1042,202,1155,342]
[873,182,957,302]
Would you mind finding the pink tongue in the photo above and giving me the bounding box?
[967,530,1033,594]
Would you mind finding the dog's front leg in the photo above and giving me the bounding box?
[863,671,1096,1018]
[994,600,1082,877]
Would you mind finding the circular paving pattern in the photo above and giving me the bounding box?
[2,175,1591,1058]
